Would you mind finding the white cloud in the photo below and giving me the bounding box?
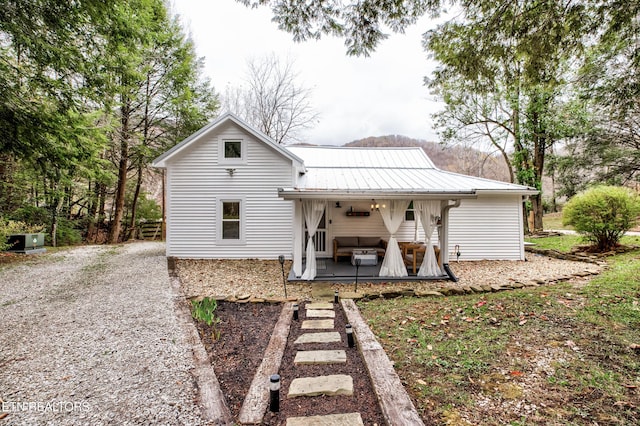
[172,0,443,145]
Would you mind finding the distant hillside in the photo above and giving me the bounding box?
[345,135,511,182]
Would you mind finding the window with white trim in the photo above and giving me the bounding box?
[220,139,245,165]
[224,140,242,159]
[221,201,241,240]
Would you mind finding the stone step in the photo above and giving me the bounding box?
[306,309,335,318]
[286,412,364,426]
[294,350,347,365]
[288,374,353,398]
[294,332,342,344]
[306,302,333,310]
[301,319,334,330]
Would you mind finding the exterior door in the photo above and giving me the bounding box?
[305,208,328,257]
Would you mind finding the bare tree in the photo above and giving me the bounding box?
[223,54,319,144]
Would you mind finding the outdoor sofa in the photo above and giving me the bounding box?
[333,236,387,262]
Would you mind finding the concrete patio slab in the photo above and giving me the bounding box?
[294,332,341,344]
[288,375,353,398]
[294,350,347,365]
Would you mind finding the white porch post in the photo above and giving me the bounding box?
[292,199,303,277]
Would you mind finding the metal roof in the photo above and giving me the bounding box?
[281,146,537,199]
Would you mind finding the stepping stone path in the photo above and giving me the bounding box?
[285,300,363,425]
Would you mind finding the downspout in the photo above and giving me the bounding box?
[439,199,461,282]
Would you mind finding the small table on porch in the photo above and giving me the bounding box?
[351,248,378,266]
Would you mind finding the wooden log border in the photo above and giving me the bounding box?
[342,299,425,426]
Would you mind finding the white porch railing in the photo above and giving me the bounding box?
[305,229,327,253]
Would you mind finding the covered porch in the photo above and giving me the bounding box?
[278,145,535,282]
[288,256,458,283]
[278,194,470,282]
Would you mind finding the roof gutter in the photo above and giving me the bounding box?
[476,189,539,196]
[277,189,478,200]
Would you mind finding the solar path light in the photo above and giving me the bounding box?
[346,324,355,348]
[269,374,280,412]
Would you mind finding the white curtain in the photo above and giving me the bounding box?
[301,199,326,280]
[378,199,411,277]
[415,200,442,277]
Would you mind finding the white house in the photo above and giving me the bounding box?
[152,112,537,281]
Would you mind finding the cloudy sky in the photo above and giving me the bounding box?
[171,0,445,145]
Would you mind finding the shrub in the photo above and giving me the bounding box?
[191,297,221,340]
[563,186,640,251]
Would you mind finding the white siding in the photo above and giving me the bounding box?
[166,121,294,258]
[448,195,524,261]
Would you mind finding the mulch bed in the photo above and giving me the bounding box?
[195,301,387,425]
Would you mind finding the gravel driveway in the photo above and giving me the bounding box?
[0,242,205,425]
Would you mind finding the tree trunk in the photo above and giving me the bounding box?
[127,164,144,240]
[108,100,131,244]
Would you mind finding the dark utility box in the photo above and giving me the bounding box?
[6,233,46,253]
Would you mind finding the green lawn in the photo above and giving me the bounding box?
[358,234,640,425]
[543,212,572,231]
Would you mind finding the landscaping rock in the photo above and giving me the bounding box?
[286,412,364,426]
[294,350,347,365]
[415,290,444,297]
[288,375,354,398]
[294,332,342,344]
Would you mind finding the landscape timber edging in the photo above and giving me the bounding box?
[167,272,233,425]
[238,303,293,424]
[341,298,425,426]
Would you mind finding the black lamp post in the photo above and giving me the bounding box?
[278,255,287,298]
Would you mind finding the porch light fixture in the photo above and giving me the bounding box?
[225,168,236,176]
[334,290,339,304]
[278,255,287,297]
[269,374,280,412]
[346,324,355,348]
[335,201,341,208]
[370,199,386,211]
[293,303,299,320]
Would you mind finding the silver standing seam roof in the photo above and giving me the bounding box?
[279,146,538,199]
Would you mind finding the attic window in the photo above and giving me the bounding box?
[224,140,242,159]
